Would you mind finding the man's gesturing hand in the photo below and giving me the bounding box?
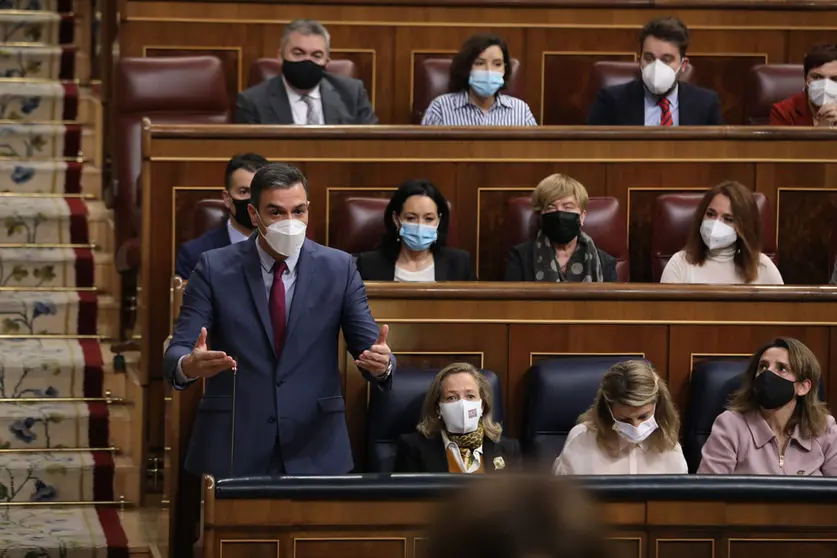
[356,324,392,377]
[181,327,237,379]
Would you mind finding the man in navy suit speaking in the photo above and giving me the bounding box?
[175,152,269,279]
[164,163,394,477]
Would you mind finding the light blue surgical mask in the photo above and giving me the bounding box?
[399,222,438,251]
[468,70,504,98]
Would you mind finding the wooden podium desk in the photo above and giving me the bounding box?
[200,474,837,558]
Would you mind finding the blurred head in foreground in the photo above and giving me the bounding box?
[423,475,610,558]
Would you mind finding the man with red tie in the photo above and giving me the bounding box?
[164,163,394,477]
[587,17,723,126]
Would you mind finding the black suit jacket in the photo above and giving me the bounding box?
[393,432,521,473]
[356,247,476,282]
[235,74,378,125]
[504,241,618,282]
[175,225,231,279]
[587,79,723,126]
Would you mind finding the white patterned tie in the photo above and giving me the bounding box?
[301,95,320,125]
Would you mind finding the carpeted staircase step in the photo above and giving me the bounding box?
[0,10,73,44]
[0,44,75,79]
[0,401,112,450]
[0,81,78,121]
[0,123,81,160]
[0,197,112,253]
[0,247,114,290]
[0,291,118,337]
[0,506,133,557]
[0,339,126,400]
[0,451,139,503]
[0,161,100,196]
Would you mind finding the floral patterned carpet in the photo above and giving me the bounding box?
[0,1,134,556]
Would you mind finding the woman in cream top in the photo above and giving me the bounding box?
[553,360,687,475]
[660,181,783,285]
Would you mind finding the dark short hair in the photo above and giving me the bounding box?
[224,153,269,191]
[639,17,689,59]
[381,179,450,261]
[449,33,511,93]
[249,163,308,208]
[804,44,837,77]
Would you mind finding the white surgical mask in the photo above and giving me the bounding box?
[610,406,659,444]
[642,59,679,96]
[260,218,306,257]
[700,219,737,251]
[807,79,837,108]
[439,399,483,434]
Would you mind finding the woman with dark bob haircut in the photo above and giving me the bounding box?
[421,33,536,127]
[356,179,475,282]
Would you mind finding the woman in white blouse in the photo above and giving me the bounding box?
[553,360,687,475]
[660,181,783,284]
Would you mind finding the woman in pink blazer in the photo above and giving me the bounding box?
[699,338,837,476]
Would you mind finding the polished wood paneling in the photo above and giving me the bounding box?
[776,189,837,285]
[656,539,714,558]
[219,540,279,558]
[120,1,837,124]
[728,540,837,558]
[295,538,406,558]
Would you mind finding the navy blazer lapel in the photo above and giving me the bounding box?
[677,83,697,125]
[626,79,646,125]
[268,77,294,125]
[319,78,342,124]
[243,236,276,358]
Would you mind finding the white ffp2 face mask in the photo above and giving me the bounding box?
[261,218,307,257]
[642,59,679,96]
[612,414,658,444]
[807,79,837,108]
[439,399,483,434]
[700,219,737,251]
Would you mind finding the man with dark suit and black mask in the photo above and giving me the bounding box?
[175,153,268,279]
[235,19,378,125]
[587,17,723,126]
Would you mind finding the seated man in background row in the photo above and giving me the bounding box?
[587,16,723,126]
[236,19,378,125]
[770,44,837,127]
[175,152,268,279]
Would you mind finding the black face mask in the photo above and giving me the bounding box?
[282,59,325,91]
[230,198,254,231]
[540,210,581,245]
[753,370,797,410]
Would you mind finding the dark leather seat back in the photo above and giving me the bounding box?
[522,355,643,464]
[413,58,524,123]
[184,200,227,245]
[113,56,231,250]
[505,196,629,281]
[651,192,777,282]
[684,357,826,472]
[583,61,696,119]
[366,368,504,473]
[745,64,805,125]
[331,196,457,254]
[247,58,358,87]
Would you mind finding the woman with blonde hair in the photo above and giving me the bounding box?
[699,338,837,475]
[394,362,520,473]
[660,180,783,284]
[553,360,687,475]
[505,173,618,282]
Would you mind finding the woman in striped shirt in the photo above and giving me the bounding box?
[421,33,537,127]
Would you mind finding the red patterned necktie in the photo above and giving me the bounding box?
[269,261,287,358]
[658,97,673,126]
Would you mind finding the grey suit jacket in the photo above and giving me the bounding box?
[235,74,379,125]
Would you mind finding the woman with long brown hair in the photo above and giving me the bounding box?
[699,338,837,475]
[553,360,687,475]
[660,181,783,284]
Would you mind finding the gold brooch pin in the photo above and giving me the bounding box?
[493,457,505,470]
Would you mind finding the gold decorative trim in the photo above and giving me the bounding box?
[332,48,378,109]
[409,49,457,115]
[0,334,103,339]
[324,185,396,247]
[293,537,407,558]
[141,44,244,92]
[373,318,837,326]
[0,192,96,199]
[0,397,123,403]
[539,50,637,125]
[149,157,837,164]
[529,352,645,367]
[0,243,97,249]
[220,539,280,558]
[0,287,97,292]
[0,446,119,453]
[689,51,769,64]
[775,187,837,264]
[0,500,131,506]
[689,353,750,377]
[656,538,715,558]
